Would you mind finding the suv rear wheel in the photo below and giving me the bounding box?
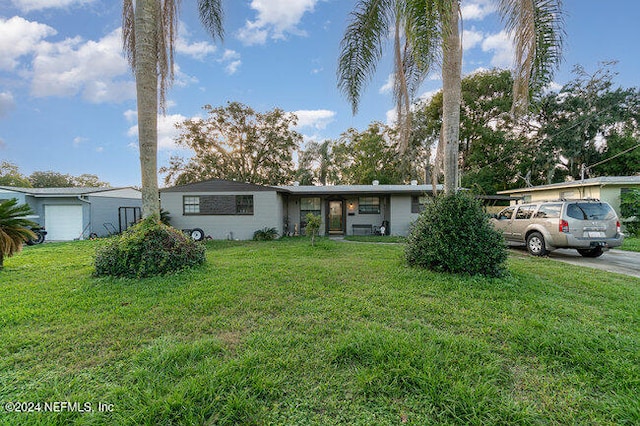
[577,247,604,258]
[526,232,548,256]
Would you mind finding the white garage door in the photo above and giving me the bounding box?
[45,205,84,241]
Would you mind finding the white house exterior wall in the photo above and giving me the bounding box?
[0,189,27,204]
[390,195,419,236]
[161,191,282,240]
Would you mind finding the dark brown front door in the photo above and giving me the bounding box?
[328,200,344,234]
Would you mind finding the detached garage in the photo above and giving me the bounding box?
[0,186,142,241]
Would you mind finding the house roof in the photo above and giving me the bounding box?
[278,184,443,195]
[497,176,640,195]
[160,179,444,195]
[0,186,138,197]
[160,179,283,193]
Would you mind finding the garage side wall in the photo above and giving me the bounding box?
[87,196,143,237]
[160,191,282,240]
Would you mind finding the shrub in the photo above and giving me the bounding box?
[620,189,640,237]
[94,217,206,278]
[305,213,321,246]
[0,199,37,270]
[253,227,278,241]
[405,192,507,277]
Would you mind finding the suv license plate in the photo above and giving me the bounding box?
[584,231,606,238]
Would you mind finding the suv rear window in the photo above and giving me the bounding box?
[566,202,615,220]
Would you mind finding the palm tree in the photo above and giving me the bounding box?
[122,0,224,219]
[0,199,36,270]
[338,0,438,156]
[338,0,564,193]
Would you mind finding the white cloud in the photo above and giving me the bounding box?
[175,38,217,60]
[237,0,319,45]
[218,49,242,75]
[123,109,137,123]
[461,0,496,21]
[225,60,242,75]
[292,109,336,130]
[126,111,188,151]
[545,81,563,93]
[418,89,439,103]
[0,92,16,117]
[386,107,397,126]
[31,28,134,103]
[379,74,394,94]
[221,49,240,62]
[11,0,95,12]
[481,30,515,68]
[72,136,87,145]
[0,16,56,70]
[462,29,484,51]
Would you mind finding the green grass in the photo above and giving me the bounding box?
[344,235,406,243]
[620,236,640,252]
[1,239,639,425]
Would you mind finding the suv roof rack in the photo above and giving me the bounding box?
[537,198,601,203]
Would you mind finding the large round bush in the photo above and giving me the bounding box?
[405,193,507,277]
[94,217,206,278]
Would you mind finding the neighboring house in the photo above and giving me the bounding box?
[160,179,442,240]
[0,186,142,241]
[497,176,640,219]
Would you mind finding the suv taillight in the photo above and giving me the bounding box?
[617,221,621,234]
[559,219,569,233]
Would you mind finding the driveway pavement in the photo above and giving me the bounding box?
[511,247,640,278]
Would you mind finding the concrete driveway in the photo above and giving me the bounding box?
[511,247,640,278]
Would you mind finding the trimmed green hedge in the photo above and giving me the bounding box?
[94,217,205,278]
[405,193,507,277]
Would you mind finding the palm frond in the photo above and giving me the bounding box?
[499,0,564,114]
[0,199,36,259]
[404,0,441,72]
[122,0,135,70]
[338,0,395,114]
[198,0,224,42]
[157,0,180,112]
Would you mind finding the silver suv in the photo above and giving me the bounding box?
[491,199,624,257]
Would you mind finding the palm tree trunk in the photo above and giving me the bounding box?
[441,3,462,194]
[135,0,160,219]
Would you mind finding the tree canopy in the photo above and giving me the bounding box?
[0,161,31,187]
[162,102,302,186]
[0,162,109,188]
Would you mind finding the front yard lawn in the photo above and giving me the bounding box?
[621,236,640,252]
[1,239,638,425]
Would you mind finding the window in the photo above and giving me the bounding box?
[411,196,430,213]
[183,195,254,215]
[497,207,514,220]
[535,203,562,218]
[236,195,254,214]
[183,196,200,214]
[566,202,614,220]
[515,205,535,220]
[358,197,380,214]
[300,197,321,218]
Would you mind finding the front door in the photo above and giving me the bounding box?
[328,200,344,235]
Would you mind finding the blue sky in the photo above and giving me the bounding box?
[1,0,639,187]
